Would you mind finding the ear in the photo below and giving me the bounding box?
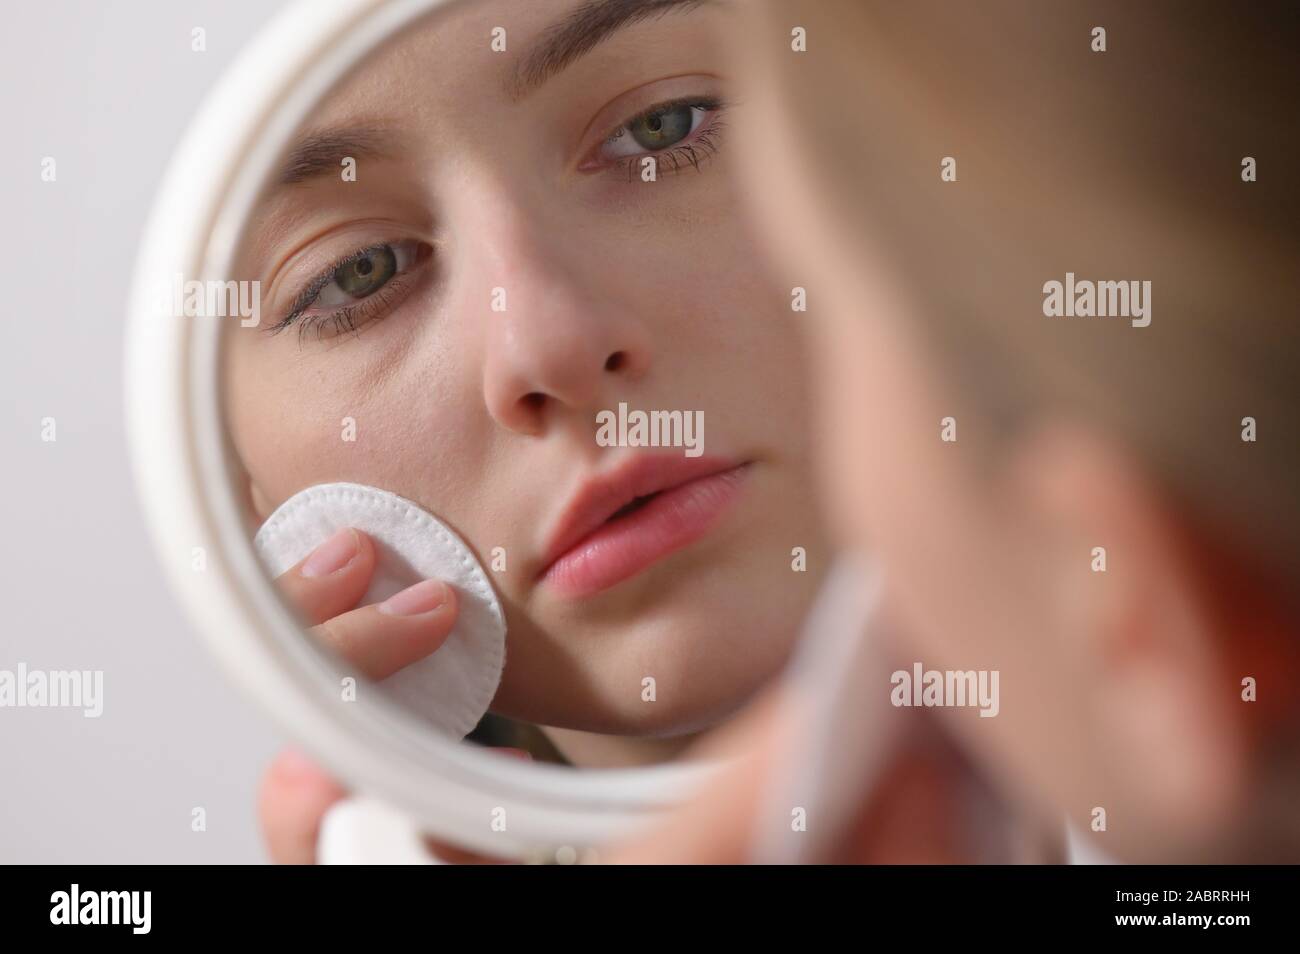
[1008,421,1248,853]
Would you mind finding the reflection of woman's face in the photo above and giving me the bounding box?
[224,0,825,738]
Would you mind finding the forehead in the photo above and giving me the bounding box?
[237,0,730,264]
[317,1,548,116]
[300,0,723,140]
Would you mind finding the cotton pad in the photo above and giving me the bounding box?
[253,482,507,740]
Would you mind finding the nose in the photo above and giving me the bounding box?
[477,224,652,437]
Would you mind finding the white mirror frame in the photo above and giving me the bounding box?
[124,0,720,858]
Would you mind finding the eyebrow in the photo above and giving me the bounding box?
[275,0,713,184]
[512,0,713,99]
[277,124,399,185]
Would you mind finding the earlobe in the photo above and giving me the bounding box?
[1008,421,1248,852]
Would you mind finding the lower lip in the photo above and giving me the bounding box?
[541,464,750,599]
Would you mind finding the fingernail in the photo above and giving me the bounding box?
[378,579,450,616]
[302,528,359,578]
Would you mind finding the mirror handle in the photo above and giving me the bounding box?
[317,795,441,865]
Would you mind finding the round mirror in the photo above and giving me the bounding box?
[127,0,831,859]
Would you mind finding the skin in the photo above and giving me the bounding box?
[262,527,532,863]
[612,2,1300,863]
[259,530,455,864]
[230,0,828,858]
[256,0,1297,865]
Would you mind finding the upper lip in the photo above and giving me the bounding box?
[537,453,746,578]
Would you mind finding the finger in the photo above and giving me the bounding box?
[604,685,793,864]
[273,528,377,626]
[311,579,458,680]
[258,748,348,865]
[606,691,976,864]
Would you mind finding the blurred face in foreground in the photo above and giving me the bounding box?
[733,0,1300,861]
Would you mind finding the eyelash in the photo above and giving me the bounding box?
[264,241,423,344]
[263,96,726,345]
[600,95,728,181]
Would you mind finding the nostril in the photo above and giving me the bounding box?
[521,392,547,411]
[604,351,626,373]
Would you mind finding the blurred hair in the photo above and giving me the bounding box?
[752,0,1299,586]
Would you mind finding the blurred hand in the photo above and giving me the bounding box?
[604,686,991,864]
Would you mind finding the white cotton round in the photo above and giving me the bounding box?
[253,482,507,740]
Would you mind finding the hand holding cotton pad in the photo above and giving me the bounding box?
[253,482,507,740]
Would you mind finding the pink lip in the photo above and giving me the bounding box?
[538,455,751,599]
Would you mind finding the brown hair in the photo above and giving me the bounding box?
[752,0,1299,585]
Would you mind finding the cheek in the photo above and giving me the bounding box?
[224,334,485,514]
[809,283,937,555]
[227,380,365,509]
[811,322,874,547]
[808,285,1003,661]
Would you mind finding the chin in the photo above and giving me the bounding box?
[560,609,812,737]
[489,546,826,736]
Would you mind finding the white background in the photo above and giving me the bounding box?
[1,0,297,863]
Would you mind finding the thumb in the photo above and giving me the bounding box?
[258,748,347,864]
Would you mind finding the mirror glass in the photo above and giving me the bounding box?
[216,0,829,775]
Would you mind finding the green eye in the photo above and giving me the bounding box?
[595,97,724,168]
[265,239,426,342]
[628,104,695,151]
[334,245,397,298]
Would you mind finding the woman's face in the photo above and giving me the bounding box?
[223,0,826,739]
[734,30,1250,858]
